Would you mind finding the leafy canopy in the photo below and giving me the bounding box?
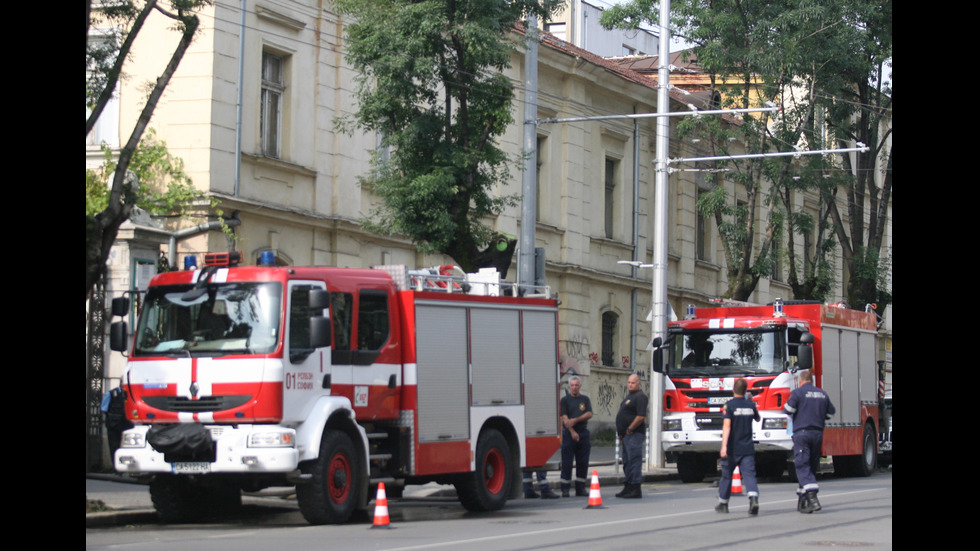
[334,0,564,274]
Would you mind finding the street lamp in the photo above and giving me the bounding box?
[618,260,666,469]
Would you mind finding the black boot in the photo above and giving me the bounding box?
[615,483,631,498]
[524,488,540,499]
[796,492,806,512]
[621,483,642,499]
[748,496,759,515]
[575,482,588,497]
[715,500,729,513]
[808,491,821,512]
[540,488,560,499]
[800,491,817,513]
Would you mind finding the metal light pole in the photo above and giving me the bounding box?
[646,0,672,470]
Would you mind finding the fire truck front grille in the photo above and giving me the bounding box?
[143,395,252,412]
[694,413,724,430]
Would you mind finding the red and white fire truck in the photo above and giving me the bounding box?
[109,252,561,524]
[651,299,882,482]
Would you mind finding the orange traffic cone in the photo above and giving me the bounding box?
[372,482,391,528]
[731,466,742,495]
[585,470,605,509]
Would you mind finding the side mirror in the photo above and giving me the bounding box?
[309,289,331,310]
[797,332,814,371]
[310,316,331,349]
[109,321,129,352]
[111,296,130,317]
[651,337,665,374]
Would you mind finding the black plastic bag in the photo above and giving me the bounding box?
[147,423,214,459]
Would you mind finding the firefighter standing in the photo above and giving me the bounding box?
[615,373,647,499]
[784,369,836,513]
[715,378,760,514]
[102,385,133,460]
[559,376,593,497]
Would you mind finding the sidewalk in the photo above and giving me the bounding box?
[86,446,677,527]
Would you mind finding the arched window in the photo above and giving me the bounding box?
[601,311,618,367]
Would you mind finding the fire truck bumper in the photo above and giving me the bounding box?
[114,424,299,475]
[661,412,795,453]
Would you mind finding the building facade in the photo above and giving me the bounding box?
[89,1,892,440]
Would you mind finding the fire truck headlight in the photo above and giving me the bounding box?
[120,431,145,448]
[663,419,682,431]
[762,418,788,430]
[248,429,296,448]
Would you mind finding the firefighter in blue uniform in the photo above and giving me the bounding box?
[559,376,593,497]
[784,368,836,513]
[715,378,760,515]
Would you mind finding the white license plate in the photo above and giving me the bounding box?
[172,462,211,474]
[708,397,732,405]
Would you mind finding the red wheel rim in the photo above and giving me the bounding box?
[483,448,505,494]
[328,452,351,504]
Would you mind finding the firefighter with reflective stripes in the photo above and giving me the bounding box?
[785,369,836,513]
[559,376,593,497]
[715,378,760,515]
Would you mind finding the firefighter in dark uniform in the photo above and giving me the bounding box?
[615,373,647,499]
[784,368,836,513]
[559,375,593,497]
[715,378,760,514]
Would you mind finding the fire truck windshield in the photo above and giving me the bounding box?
[669,328,785,376]
[134,282,283,356]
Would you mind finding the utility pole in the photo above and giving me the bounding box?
[519,14,539,289]
[648,0,672,469]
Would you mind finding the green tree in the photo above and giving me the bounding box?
[86,128,221,235]
[86,0,212,299]
[601,0,891,310]
[334,0,564,275]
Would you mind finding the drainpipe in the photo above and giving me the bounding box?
[168,216,241,269]
[234,0,246,197]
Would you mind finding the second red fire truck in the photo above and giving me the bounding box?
[109,253,561,524]
[652,299,882,482]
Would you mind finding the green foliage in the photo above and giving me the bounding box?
[86,129,225,229]
[334,0,563,272]
[602,0,891,305]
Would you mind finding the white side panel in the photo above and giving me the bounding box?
[821,328,843,426]
[839,329,860,425]
[470,308,521,405]
[858,331,878,404]
[415,304,470,442]
[523,310,558,437]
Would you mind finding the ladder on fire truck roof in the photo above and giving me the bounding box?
[372,264,552,299]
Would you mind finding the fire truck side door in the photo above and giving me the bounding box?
[283,281,331,423]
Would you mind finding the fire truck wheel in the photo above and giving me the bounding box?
[676,454,706,483]
[149,475,241,523]
[855,422,877,477]
[456,429,512,512]
[297,430,360,525]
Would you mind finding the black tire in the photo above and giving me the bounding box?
[297,430,360,525]
[149,475,241,523]
[456,429,512,512]
[853,422,877,477]
[676,453,705,483]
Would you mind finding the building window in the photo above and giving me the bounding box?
[771,236,783,281]
[545,22,566,41]
[622,45,636,56]
[601,311,618,367]
[86,32,120,148]
[696,190,708,261]
[261,51,285,159]
[604,158,617,239]
[536,136,546,221]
